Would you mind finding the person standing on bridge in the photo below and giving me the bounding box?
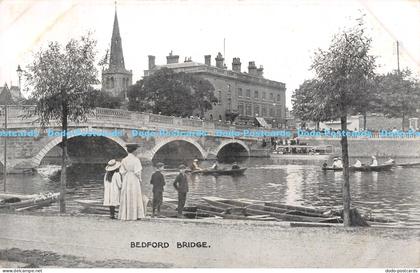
[119,143,148,221]
[103,159,122,219]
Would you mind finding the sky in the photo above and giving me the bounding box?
[0,0,419,108]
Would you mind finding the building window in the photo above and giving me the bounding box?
[227,98,232,110]
[238,103,244,116]
[238,88,243,97]
[277,94,281,101]
[218,90,222,104]
[262,107,267,117]
[262,92,266,100]
[254,90,259,99]
[110,77,115,88]
[254,104,260,116]
[245,104,252,116]
[270,93,274,100]
[277,108,282,117]
[269,107,275,117]
[246,89,251,98]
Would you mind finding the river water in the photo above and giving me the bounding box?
[1,157,420,227]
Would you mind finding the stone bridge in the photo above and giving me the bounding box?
[0,106,271,173]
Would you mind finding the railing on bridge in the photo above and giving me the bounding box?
[1,105,419,140]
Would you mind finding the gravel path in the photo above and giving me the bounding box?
[0,213,419,267]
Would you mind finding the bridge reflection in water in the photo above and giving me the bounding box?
[1,157,420,228]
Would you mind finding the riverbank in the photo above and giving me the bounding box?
[0,213,419,268]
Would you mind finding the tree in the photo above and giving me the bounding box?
[89,89,124,109]
[25,35,99,213]
[128,68,216,117]
[292,79,335,129]
[376,69,420,130]
[310,18,376,226]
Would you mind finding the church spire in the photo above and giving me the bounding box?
[109,2,125,71]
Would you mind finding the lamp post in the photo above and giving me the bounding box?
[16,65,23,92]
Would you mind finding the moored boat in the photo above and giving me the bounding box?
[271,145,334,160]
[0,192,60,211]
[193,168,247,176]
[202,196,342,223]
[395,162,420,168]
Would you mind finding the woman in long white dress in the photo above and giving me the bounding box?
[118,143,148,220]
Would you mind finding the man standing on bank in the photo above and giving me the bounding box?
[173,164,189,218]
[150,162,165,217]
[119,143,147,221]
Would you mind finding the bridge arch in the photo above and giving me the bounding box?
[147,137,207,162]
[212,139,250,160]
[32,129,127,167]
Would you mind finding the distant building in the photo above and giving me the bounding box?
[0,83,22,104]
[144,52,286,126]
[101,8,132,98]
[315,114,412,131]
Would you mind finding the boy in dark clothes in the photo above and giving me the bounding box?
[150,162,165,217]
[173,164,189,218]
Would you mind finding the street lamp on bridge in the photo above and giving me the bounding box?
[16,65,23,92]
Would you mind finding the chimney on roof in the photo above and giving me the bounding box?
[232,58,241,72]
[166,51,179,64]
[257,65,264,77]
[248,61,257,75]
[148,55,155,70]
[215,52,224,69]
[204,55,211,66]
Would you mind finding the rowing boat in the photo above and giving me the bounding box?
[395,162,420,168]
[202,196,342,223]
[0,192,59,211]
[192,168,247,176]
[322,163,394,172]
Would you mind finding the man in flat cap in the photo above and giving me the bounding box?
[150,162,165,217]
[173,164,189,218]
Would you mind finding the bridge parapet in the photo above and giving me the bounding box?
[0,106,288,141]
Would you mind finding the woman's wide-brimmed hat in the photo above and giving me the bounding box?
[105,159,121,171]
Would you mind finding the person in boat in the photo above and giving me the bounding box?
[191,159,202,171]
[211,162,219,170]
[103,159,122,219]
[331,158,343,169]
[173,164,189,218]
[232,162,240,170]
[322,162,328,168]
[119,143,148,221]
[370,156,378,167]
[353,159,362,167]
[150,162,166,218]
[384,158,395,165]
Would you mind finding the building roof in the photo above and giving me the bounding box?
[0,84,23,105]
[0,84,14,104]
[150,61,286,89]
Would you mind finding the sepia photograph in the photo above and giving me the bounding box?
[0,0,419,270]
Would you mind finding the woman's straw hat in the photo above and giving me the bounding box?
[105,159,121,171]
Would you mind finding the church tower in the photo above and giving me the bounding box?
[101,5,132,97]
